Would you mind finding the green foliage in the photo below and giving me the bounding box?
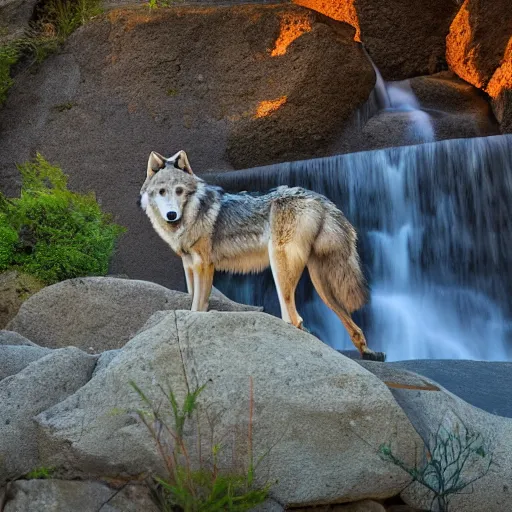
[379,418,493,512]
[130,380,271,512]
[0,44,19,105]
[0,213,18,271]
[0,154,125,283]
[24,466,55,479]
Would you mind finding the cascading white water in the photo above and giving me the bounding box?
[371,59,435,143]
[335,56,438,155]
[211,135,512,362]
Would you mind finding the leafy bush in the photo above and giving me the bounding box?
[130,379,271,512]
[0,154,125,283]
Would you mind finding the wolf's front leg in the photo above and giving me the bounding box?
[195,263,215,312]
[190,257,214,312]
[182,255,194,298]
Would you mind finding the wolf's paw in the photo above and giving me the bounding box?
[299,323,312,334]
[362,350,386,362]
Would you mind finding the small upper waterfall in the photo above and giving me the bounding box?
[333,55,446,155]
[368,58,435,143]
[210,135,512,362]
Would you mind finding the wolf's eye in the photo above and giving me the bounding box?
[175,187,184,196]
[159,189,166,196]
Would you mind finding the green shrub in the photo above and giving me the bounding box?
[0,213,18,270]
[130,379,272,512]
[0,154,125,283]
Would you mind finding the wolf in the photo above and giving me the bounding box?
[139,150,384,361]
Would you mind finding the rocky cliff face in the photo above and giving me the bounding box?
[294,0,511,133]
[446,0,511,133]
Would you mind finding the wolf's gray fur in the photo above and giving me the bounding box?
[139,150,383,361]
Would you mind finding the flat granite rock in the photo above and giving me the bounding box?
[34,310,422,507]
[7,277,261,352]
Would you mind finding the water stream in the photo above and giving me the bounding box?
[210,135,512,362]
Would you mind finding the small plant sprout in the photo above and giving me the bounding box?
[129,377,272,512]
[24,466,56,479]
[379,415,494,512]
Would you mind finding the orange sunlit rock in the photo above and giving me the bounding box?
[255,96,287,118]
[486,37,512,99]
[271,13,312,56]
[446,0,484,88]
[293,0,360,41]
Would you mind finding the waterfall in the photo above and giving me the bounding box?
[334,54,437,155]
[385,80,435,142]
[368,56,435,143]
[209,135,512,362]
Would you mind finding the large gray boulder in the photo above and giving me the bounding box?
[360,361,512,511]
[0,347,97,484]
[2,480,158,512]
[0,345,52,380]
[7,277,261,352]
[0,330,38,347]
[35,310,422,507]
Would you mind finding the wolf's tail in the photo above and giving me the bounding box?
[309,210,368,313]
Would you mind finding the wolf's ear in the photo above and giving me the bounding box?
[168,150,193,175]
[147,151,166,179]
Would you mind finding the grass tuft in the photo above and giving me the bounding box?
[129,378,272,512]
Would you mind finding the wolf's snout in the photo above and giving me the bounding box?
[166,211,178,222]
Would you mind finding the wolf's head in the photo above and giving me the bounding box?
[139,150,199,231]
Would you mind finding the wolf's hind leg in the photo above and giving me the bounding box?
[308,256,384,361]
[268,239,307,329]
